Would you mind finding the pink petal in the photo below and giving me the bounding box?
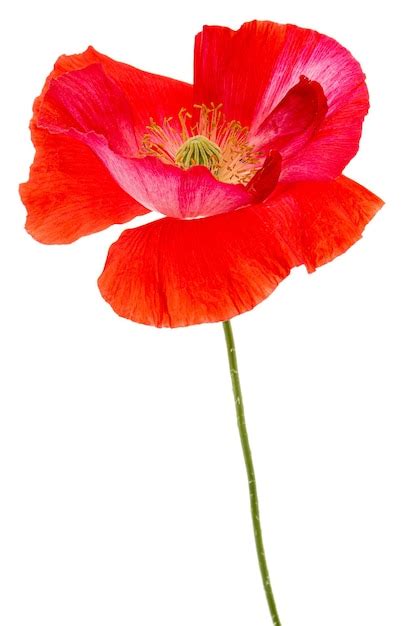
[42,46,193,141]
[78,135,253,218]
[38,65,252,218]
[194,21,369,181]
[39,64,139,156]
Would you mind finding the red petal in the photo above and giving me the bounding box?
[194,21,369,180]
[194,21,288,128]
[34,46,193,140]
[20,127,147,244]
[277,176,384,271]
[37,65,252,218]
[98,204,298,327]
[98,176,382,327]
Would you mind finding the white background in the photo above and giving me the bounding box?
[1,1,416,625]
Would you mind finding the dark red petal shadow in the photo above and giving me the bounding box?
[98,176,382,328]
[247,150,282,202]
[252,77,328,157]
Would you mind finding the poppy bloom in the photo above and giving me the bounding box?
[20,21,384,625]
[20,20,382,328]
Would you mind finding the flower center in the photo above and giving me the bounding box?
[141,104,262,185]
[175,135,221,169]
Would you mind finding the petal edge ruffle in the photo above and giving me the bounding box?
[97,176,382,328]
[98,203,298,327]
[20,128,148,244]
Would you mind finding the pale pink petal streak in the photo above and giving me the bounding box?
[195,21,369,182]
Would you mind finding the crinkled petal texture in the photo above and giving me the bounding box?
[21,127,146,244]
[47,47,193,143]
[194,21,369,182]
[98,176,383,327]
[275,176,383,272]
[20,26,383,328]
[27,52,252,222]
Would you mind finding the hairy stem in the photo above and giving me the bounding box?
[222,320,282,626]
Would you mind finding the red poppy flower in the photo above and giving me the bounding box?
[20,20,383,328]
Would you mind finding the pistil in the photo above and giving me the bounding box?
[175,135,222,170]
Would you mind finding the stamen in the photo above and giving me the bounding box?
[141,103,263,185]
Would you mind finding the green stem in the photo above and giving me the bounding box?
[222,320,282,626]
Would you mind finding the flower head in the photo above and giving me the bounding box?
[20,20,383,327]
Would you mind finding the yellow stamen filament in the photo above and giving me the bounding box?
[141,103,262,185]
